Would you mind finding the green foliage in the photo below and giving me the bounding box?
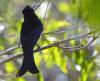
[45,19,70,33]
[71,0,100,31]
[57,2,70,13]
[17,77,26,81]
[4,61,16,73]
[0,0,99,81]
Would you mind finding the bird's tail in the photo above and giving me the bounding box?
[16,55,39,77]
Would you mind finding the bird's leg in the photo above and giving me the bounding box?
[36,44,40,49]
[36,44,42,54]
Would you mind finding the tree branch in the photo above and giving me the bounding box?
[59,36,96,51]
[0,32,93,65]
[0,45,19,56]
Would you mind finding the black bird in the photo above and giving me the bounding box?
[16,5,43,77]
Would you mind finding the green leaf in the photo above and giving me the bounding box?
[4,61,16,73]
[46,19,70,33]
[17,77,26,81]
[60,57,67,73]
[69,40,76,46]
[53,47,62,66]
[58,2,70,13]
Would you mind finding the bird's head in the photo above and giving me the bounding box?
[22,5,35,19]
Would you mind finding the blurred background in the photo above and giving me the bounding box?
[0,0,100,81]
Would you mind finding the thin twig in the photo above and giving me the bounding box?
[34,0,46,10]
[0,45,19,56]
[43,0,50,25]
[40,48,55,70]
[88,54,100,70]
[60,36,95,51]
[43,30,66,35]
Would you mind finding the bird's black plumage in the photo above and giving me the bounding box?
[16,5,43,77]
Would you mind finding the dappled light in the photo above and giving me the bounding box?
[0,0,100,81]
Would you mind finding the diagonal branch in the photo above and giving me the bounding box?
[0,45,19,56]
[0,32,92,65]
[0,31,90,55]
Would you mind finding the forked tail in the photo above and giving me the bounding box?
[16,55,39,77]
